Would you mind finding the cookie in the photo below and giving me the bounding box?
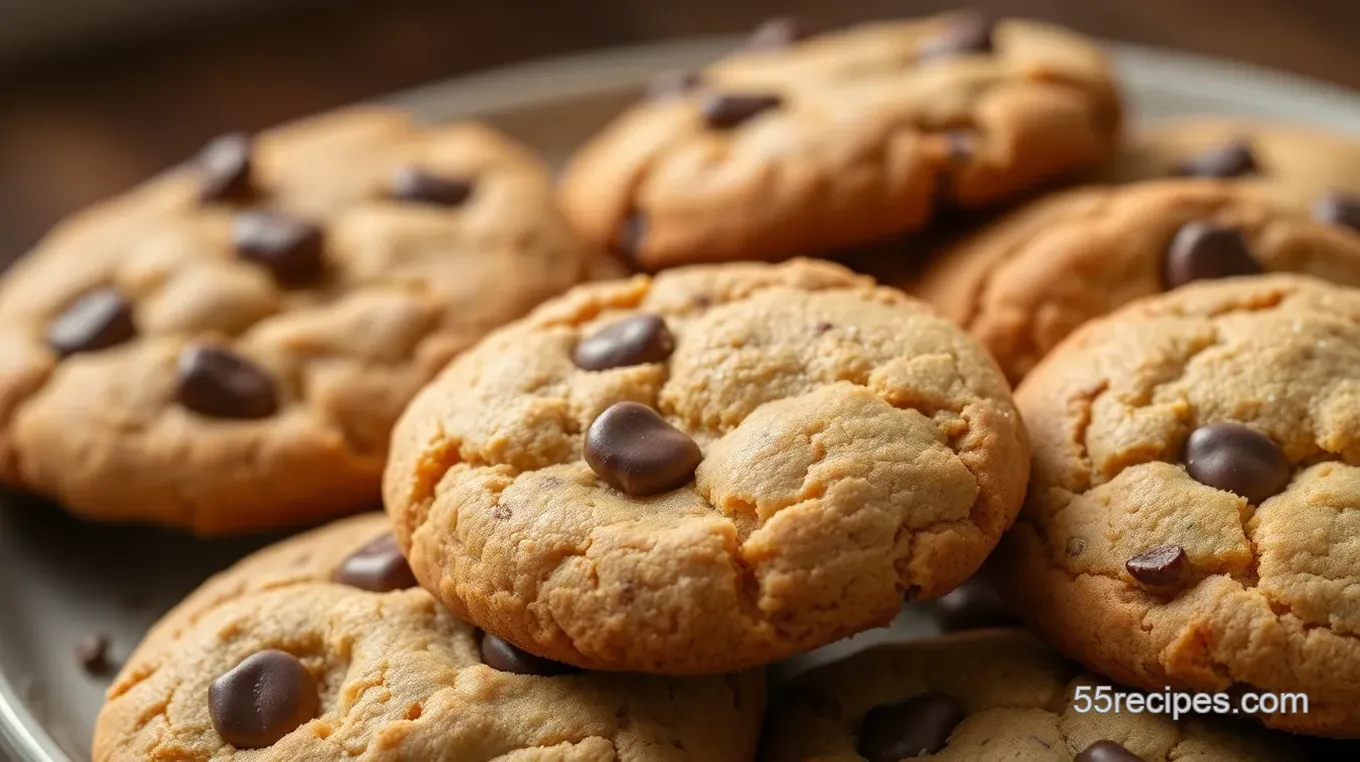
[0,106,603,533]
[93,513,766,761]
[916,118,1360,382]
[1097,117,1360,204]
[915,179,1360,382]
[384,258,1030,674]
[559,12,1121,271]
[760,629,1304,761]
[993,274,1360,737]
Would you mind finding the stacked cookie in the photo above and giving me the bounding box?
[917,118,1360,382]
[12,9,1360,762]
[560,12,1121,270]
[994,275,1360,739]
[94,514,768,760]
[762,630,1303,762]
[0,105,618,533]
[382,256,1030,676]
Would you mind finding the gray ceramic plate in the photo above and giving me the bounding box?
[4,36,1360,762]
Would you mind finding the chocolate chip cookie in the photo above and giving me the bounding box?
[93,513,766,761]
[1098,117,1360,204]
[993,274,1360,737]
[915,179,1360,382]
[916,119,1360,382]
[0,106,603,533]
[384,258,1030,674]
[559,12,1121,271]
[761,629,1303,761]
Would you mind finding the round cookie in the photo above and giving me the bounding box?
[993,274,1360,737]
[384,258,1030,674]
[760,629,1304,762]
[93,513,766,761]
[915,179,1360,382]
[0,106,604,533]
[559,12,1121,270]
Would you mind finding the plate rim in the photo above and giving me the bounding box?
[0,673,65,762]
[385,33,1360,130]
[6,34,1360,762]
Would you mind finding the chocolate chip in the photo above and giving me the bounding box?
[209,650,319,749]
[334,533,417,592]
[647,70,704,99]
[197,133,254,203]
[746,17,815,50]
[1075,740,1142,762]
[1125,545,1188,587]
[932,578,1018,631]
[389,167,474,206]
[233,211,324,285]
[1066,537,1087,557]
[932,130,978,209]
[812,320,835,334]
[480,633,579,676]
[617,212,647,258]
[75,632,111,674]
[916,12,996,62]
[573,314,675,370]
[176,346,279,420]
[1176,139,1259,178]
[1184,422,1290,504]
[1162,221,1260,289]
[584,402,702,496]
[701,92,782,130]
[47,287,136,356]
[857,693,966,761]
[944,130,976,164]
[1314,193,1360,231]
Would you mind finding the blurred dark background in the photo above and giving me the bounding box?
[3,0,1359,261]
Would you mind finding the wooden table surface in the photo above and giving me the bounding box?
[2,0,1359,261]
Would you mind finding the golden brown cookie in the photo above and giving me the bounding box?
[993,274,1360,737]
[384,258,1030,674]
[559,13,1121,271]
[916,119,1360,383]
[915,179,1360,382]
[93,513,766,761]
[0,106,603,533]
[760,629,1304,761]
[1098,117,1360,203]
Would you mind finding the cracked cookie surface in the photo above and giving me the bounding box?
[917,119,1360,383]
[0,106,607,533]
[384,258,1030,674]
[559,13,1120,270]
[94,513,765,761]
[993,274,1360,737]
[760,629,1303,761]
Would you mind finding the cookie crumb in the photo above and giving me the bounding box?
[76,632,112,674]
